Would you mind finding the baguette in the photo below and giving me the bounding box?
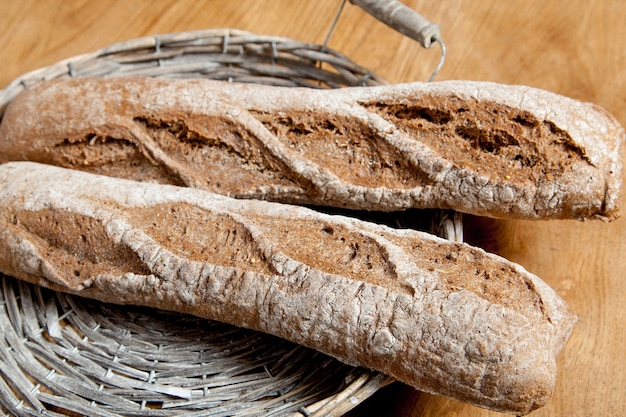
[0,77,622,220]
[0,161,577,415]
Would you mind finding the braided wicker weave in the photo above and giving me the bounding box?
[0,28,385,116]
[0,28,460,416]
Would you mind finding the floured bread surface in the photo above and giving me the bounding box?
[0,162,577,415]
[0,77,622,220]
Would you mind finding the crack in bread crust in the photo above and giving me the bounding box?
[364,96,589,182]
[14,208,150,288]
[52,134,185,185]
[251,110,434,189]
[132,116,305,195]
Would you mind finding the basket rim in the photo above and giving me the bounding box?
[0,28,387,117]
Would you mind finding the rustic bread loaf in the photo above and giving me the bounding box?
[0,77,621,220]
[0,161,577,415]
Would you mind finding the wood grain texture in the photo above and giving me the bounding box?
[1,1,624,416]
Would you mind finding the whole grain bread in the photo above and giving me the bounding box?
[0,77,621,220]
[0,161,577,415]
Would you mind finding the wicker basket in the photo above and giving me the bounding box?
[0,28,461,417]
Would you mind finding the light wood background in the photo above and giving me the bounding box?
[1,1,624,416]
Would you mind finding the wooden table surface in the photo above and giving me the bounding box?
[1,1,624,416]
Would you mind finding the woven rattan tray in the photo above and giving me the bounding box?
[0,28,461,417]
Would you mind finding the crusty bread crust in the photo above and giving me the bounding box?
[0,162,577,415]
[0,77,622,220]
